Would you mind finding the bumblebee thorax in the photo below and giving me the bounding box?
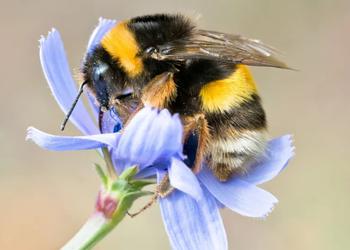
[101,22,144,77]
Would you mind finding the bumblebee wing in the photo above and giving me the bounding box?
[149,29,289,69]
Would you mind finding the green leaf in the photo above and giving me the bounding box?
[123,190,154,202]
[94,163,108,188]
[110,179,128,193]
[130,179,156,189]
[119,165,139,181]
[102,147,117,179]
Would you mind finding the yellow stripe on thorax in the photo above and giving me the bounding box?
[200,65,258,113]
[101,22,143,77]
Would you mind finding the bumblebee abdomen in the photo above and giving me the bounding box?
[204,93,267,180]
[207,129,267,181]
[199,65,258,113]
[205,93,266,132]
[199,64,266,131]
[197,64,267,180]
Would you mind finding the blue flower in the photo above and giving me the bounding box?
[27,18,294,250]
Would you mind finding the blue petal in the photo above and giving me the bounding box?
[39,29,98,135]
[115,107,157,169]
[241,135,294,185]
[136,110,182,166]
[135,166,157,179]
[99,108,123,134]
[115,107,182,171]
[86,18,116,53]
[155,111,183,159]
[168,157,203,201]
[159,171,227,250]
[85,18,117,118]
[198,166,278,218]
[26,127,119,151]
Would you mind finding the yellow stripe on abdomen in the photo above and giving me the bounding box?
[101,22,143,77]
[199,65,258,113]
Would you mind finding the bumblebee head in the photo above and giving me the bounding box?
[60,46,132,131]
[82,45,137,111]
[82,14,194,110]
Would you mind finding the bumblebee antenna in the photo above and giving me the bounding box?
[60,81,88,131]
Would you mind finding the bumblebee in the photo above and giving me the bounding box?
[62,14,288,182]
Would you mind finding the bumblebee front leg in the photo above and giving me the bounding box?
[122,72,177,129]
[141,72,177,109]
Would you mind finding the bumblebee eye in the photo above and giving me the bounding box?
[92,63,108,81]
[92,64,110,109]
[116,87,134,100]
[116,92,133,100]
[145,46,157,55]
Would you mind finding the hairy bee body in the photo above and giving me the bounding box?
[82,14,287,181]
[168,59,267,180]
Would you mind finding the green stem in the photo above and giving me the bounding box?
[79,211,126,250]
[62,207,128,250]
[102,147,117,180]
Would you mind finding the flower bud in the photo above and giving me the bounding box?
[95,189,118,219]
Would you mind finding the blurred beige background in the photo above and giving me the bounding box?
[1,0,349,249]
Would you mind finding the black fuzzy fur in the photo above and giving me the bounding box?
[206,94,266,132]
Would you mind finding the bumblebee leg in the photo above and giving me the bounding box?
[141,72,177,109]
[127,192,158,218]
[183,114,210,173]
[120,72,177,131]
[193,115,210,173]
[127,174,174,217]
[157,174,175,198]
[210,162,245,182]
[120,103,144,129]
